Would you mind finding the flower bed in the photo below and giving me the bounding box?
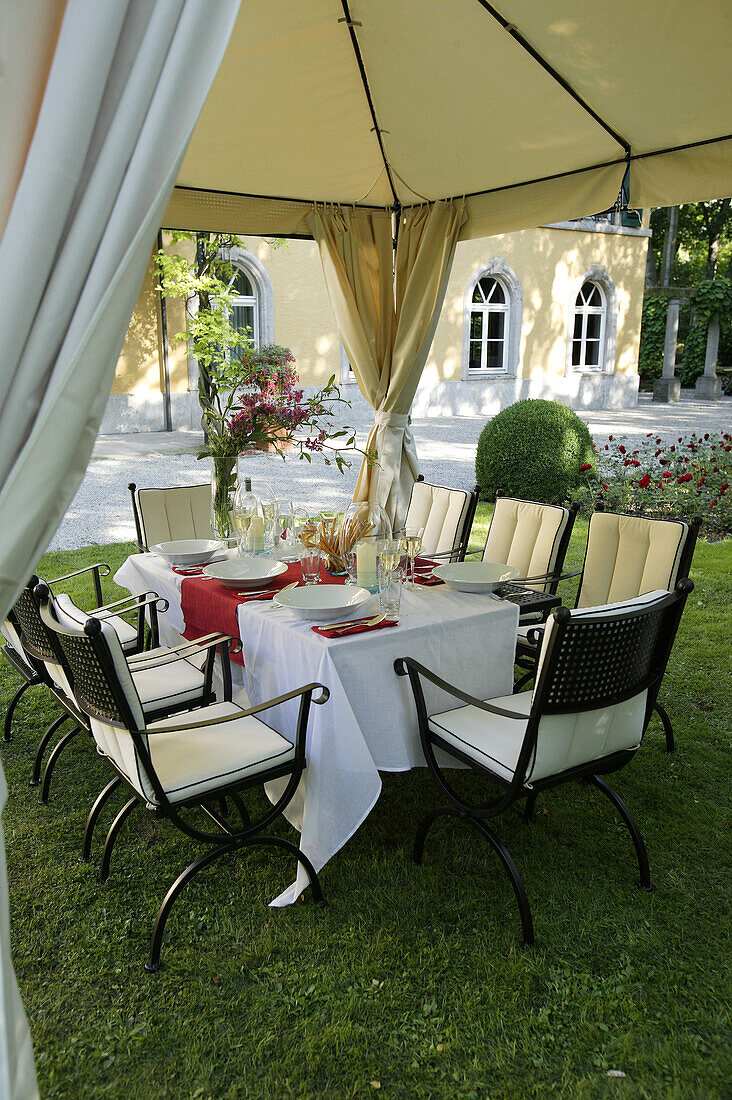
[575,430,732,538]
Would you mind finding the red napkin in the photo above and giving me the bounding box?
[312,618,399,639]
[412,556,444,586]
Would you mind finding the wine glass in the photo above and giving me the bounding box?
[399,525,424,589]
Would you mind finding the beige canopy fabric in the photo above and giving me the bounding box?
[308,202,465,527]
[165,0,732,238]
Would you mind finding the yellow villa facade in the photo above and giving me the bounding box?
[104,216,651,434]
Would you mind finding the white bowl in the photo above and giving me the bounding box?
[151,539,226,567]
[433,561,520,593]
[274,584,371,621]
[202,557,288,589]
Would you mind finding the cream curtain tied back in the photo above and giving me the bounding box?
[309,200,466,528]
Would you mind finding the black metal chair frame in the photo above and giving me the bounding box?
[395,581,692,947]
[514,508,702,752]
[408,476,481,564]
[37,588,329,971]
[1,605,45,744]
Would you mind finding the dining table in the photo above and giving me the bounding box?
[114,552,520,906]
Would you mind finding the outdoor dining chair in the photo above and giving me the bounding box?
[404,477,480,561]
[11,577,228,808]
[1,605,44,744]
[515,508,702,751]
[36,584,329,972]
[128,482,212,552]
[395,582,693,947]
[478,493,579,601]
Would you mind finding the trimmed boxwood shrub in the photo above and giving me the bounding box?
[475,398,596,503]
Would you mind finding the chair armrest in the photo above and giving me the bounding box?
[127,632,233,669]
[525,626,545,647]
[394,657,526,720]
[139,682,330,734]
[49,562,111,605]
[88,591,164,617]
[49,562,111,585]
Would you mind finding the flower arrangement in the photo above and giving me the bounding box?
[575,430,732,538]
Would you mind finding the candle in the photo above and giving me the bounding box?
[248,514,265,552]
[356,540,378,589]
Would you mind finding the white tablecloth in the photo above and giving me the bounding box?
[115,554,519,905]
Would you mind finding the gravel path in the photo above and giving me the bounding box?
[51,393,730,551]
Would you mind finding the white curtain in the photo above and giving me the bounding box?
[0,2,240,1095]
[308,201,466,529]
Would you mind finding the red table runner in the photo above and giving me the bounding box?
[179,562,347,665]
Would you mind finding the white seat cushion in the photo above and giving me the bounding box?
[53,593,140,652]
[131,656,207,714]
[92,701,297,806]
[429,691,532,783]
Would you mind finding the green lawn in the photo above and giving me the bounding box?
[2,513,730,1098]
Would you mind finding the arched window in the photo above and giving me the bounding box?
[571,280,606,370]
[229,266,259,357]
[468,276,509,373]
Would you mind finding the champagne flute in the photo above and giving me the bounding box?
[399,526,424,589]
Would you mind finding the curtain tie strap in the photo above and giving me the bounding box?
[373,412,410,430]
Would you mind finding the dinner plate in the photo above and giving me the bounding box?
[433,561,519,593]
[274,584,371,621]
[151,539,226,567]
[202,557,288,589]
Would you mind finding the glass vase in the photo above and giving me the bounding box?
[210,454,239,539]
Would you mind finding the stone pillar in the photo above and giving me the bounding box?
[653,297,681,402]
[695,318,722,399]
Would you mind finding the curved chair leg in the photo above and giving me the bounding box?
[523,792,539,823]
[3,678,34,742]
[654,700,675,753]
[589,775,651,890]
[146,842,237,972]
[413,806,462,865]
[38,724,81,803]
[229,792,251,828]
[30,712,70,786]
[247,834,325,907]
[469,818,535,947]
[80,776,123,862]
[99,797,139,883]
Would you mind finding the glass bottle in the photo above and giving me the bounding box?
[233,477,258,555]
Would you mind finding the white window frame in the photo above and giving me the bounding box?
[339,344,357,385]
[229,267,259,349]
[565,264,617,375]
[571,281,606,371]
[462,258,522,379]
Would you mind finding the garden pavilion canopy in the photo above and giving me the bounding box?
[165,0,732,239]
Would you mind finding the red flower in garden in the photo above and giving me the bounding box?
[704,433,710,440]
[720,483,729,494]
[579,464,592,472]
[710,501,717,509]
[647,432,652,437]
[697,478,706,487]
[602,483,608,491]
[662,471,673,479]
[678,473,693,483]
[619,444,626,453]
[631,459,640,466]
[639,475,651,488]
[670,445,675,452]
[608,435,613,441]
[656,438,661,444]
[678,438,683,443]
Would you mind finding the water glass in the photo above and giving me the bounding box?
[378,566,403,617]
[299,546,322,585]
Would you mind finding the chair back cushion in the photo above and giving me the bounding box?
[1,617,24,656]
[51,600,152,796]
[525,590,669,783]
[483,497,569,589]
[577,512,687,608]
[12,585,73,697]
[406,482,470,556]
[135,484,212,548]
